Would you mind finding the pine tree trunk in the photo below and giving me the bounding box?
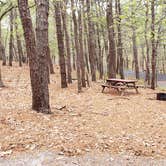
[126,51,129,69]
[145,1,150,85]
[36,0,51,88]
[14,8,23,67]
[71,0,82,92]
[47,46,55,74]
[86,0,96,81]
[97,1,109,68]
[0,22,2,61]
[18,0,51,113]
[95,1,103,79]
[132,27,140,79]
[96,23,103,79]
[151,0,156,89]
[13,43,18,61]
[93,26,99,74]
[82,1,90,73]
[61,2,72,84]
[9,9,14,66]
[141,45,145,71]
[78,6,86,87]
[54,1,67,88]
[107,0,116,78]
[70,20,76,71]
[130,0,140,80]
[116,0,124,79]
[163,45,166,74]
[71,36,76,71]
[0,67,4,87]
[0,21,6,66]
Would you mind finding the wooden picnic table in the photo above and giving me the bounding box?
[101,78,139,95]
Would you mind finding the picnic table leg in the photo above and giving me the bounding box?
[117,87,124,96]
[135,87,139,93]
[102,86,105,93]
[120,88,125,96]
[134,83,139,93]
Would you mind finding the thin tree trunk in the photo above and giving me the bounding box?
[107,0,116,78]
[14,8,23,67]
[93,25,99,73]
[126,50,129,69]
[145,1,150,84]
[0,21,6,66]
[116,0,124,79]
[18,0,51,113]
[130,0,140,80]
[13,42,18,61]
[70,19,76,71]
[163,45,166,74]
[78,5,86,87]
[141,45,145,71]
[9,9,14,66]
[0,67,4,87]
[95,1,103,79]
[86,0,96,81]
[61,2,72,83]
[96,23,103,79]
[151,0,156,89]
[54,1,67,88]
[47,46,55,74]
[82,0,90,73]
[71,0,82,92]
[132,27,140,79]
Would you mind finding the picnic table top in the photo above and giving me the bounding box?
[106,78,138,83]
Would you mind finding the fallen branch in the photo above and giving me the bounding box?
[54,105,66,110]
[108,97,130,100]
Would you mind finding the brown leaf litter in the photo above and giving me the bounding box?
[0,64,166,159]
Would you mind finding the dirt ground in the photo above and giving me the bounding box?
[0,151,166,166]
[0,64,166,165]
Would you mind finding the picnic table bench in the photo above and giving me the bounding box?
[101,78,139,95]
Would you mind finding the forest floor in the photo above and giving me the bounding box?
[0,64,166,165]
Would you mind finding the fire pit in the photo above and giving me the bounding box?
[157,93,166,101]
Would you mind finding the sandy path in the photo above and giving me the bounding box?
[0,151,166,166]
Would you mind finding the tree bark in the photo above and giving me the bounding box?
[18,0,51,113]
[54,1,67,88]
[82,0,90,73]
[141,45,145,71]
[14,8,23,67]
[78,4,86,87]
[0,67,4,87]
[163,45,166,74]
[61,2,72,84]
[9,9,14,66]
[132,27,140,79]
[86,0,96,81]
[117,0,124,79]
[107,0,116,78]
[96,23,103,79]
[70,19,76,71]
[116,0,124,79]
[47,46,55,74]
[130,0,140,80]
[145,1,150,84]
[151,0,156,89]
[0,21,6,65]
[71,0,82,92]
[35,0,51,95]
